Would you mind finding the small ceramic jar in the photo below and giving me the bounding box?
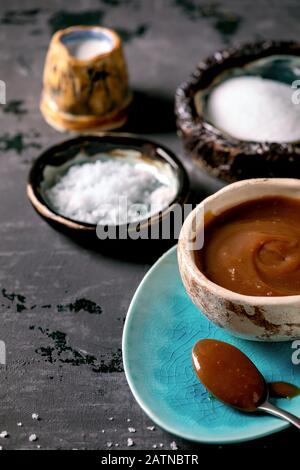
[40,26,132,132]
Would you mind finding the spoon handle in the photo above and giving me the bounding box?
[258,401,300,430]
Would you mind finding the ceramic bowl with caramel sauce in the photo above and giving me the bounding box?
[178,178,300,341]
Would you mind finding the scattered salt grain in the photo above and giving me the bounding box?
[0,446,2,450]
[159,443,164,447]
[106,442,113,448]
[108,417,114,421]
[29,434,37,442]
[147,426,155,431]
[32,413,39,420]
[152,444,157,449]
[127,418,131,422]
[115,443,119,447]
[101,429,105,433]
[0,431,8,438]
[17,423,22,427]
[170,441,178,450]
[127,438,134,447]
[128,427,136,433]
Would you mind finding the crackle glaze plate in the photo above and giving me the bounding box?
[122,245,300,444]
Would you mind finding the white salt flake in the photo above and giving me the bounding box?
[152,444,157,449]
[0,446,2,450]
[127,438,134,447]
[45,155,178,225]
[17,423,22,427]
[108,417,114,421]
[0,431,8,439]
[170,441,178,450]
[206,76,300,143]
[128,427,136,433]
[32,413,39,420]
[147,426,155,431]
[127,418,131,422]
[29,434,37,442]
[106,442,113,448]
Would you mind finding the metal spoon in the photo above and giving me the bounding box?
[192,339,300,430]
[258,391,300,429]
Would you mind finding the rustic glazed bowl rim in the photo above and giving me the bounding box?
[54,25,122,65]
[180,177,300,305]
[27,133,190,232]
[175,40,300,151]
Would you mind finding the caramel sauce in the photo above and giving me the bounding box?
[269,381,300,399]
[192,339,265,411]
[197,196,300,296]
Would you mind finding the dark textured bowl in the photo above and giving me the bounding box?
[27,134,190,243]
[175,40,300,183]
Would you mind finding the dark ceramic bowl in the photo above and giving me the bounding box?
[27,134,190,244]
[175,40,300,183]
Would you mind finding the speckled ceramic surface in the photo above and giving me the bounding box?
[123,245,300,444]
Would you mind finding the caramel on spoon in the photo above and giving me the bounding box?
[192,339,300,429]
[269,381,300,399]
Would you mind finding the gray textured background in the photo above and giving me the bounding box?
[0,0,299,450]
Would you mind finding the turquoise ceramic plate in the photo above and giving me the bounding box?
[123,245,300,444]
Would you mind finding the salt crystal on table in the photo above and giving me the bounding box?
[106,442,113,448]
[128,427,136,433]
[17,423,22,427]
[170,441,178,450]
[147,426,155,431]
[32,413,39,420]
[0,431,8,438]
[127,438,134,447]
[29,434,37,442]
